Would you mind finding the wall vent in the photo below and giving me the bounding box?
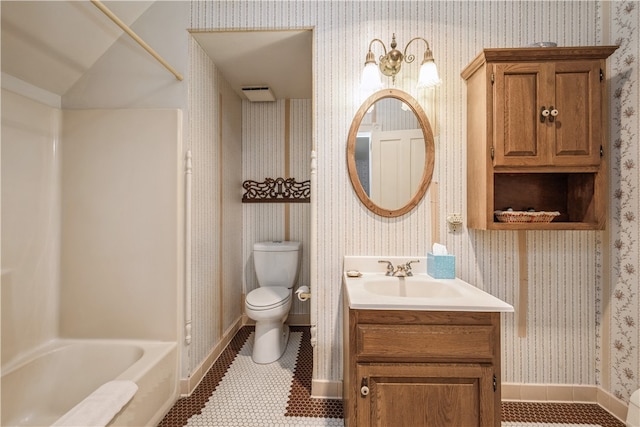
[241,86,276,102]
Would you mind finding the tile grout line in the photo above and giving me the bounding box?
[285,327,344,419]
[158,326,624,426]
[157,327,253,427]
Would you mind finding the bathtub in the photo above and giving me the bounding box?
[1,339,178,427]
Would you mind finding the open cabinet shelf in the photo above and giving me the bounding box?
[489,172,603,230]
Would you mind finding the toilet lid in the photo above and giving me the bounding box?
[246,287,290,310]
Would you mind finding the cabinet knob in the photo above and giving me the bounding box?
[549,107,559,122]
[360,385,370,396]
[540,106,550,122]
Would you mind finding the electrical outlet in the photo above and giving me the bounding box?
[447,213,463,225]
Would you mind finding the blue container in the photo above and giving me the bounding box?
[427,252,455,279]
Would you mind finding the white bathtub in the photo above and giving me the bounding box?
[1,339,178,427]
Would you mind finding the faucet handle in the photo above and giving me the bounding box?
[405,260,420,276]
[378,260,394,276]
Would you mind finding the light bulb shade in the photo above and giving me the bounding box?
[417,60,441,88]
[360,62,384,93]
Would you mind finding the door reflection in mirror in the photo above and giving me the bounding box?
[347,89,435,217]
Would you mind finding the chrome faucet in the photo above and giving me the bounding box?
[378,259,420,277]
[402,260,420,276]
[378,260,395,276]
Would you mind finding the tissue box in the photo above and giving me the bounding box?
[427,253,455,279]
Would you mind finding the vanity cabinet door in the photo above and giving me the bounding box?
[357,363,496,427]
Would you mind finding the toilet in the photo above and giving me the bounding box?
[627,389,640,427]
[245,240,301,364]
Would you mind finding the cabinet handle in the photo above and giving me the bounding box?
[540,106,550,122]
[360,377,369,397]
[549,106,559,123]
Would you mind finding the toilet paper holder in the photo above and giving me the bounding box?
[295,286,311,301]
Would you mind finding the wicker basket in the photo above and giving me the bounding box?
[495,210,560,223]
[494,211,532,223]
[529,211,560,223]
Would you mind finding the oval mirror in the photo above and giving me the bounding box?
[347,89,435,217]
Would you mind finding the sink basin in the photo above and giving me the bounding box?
[363,276,462,298]
[343,256,514,312]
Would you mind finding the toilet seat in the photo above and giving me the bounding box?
[246,287,291,311]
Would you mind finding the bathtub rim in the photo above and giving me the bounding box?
[1,338,179,427]
[1,338,177,381]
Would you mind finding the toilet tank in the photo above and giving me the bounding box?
[253,241,301,288]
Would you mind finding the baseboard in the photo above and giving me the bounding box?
[179,317,242,396]
[287,313,311,325]
[597,386,629,423]
[241,313,311,326]
[311,379,342,399]
[308,380,628,421]
[502,383,628,422]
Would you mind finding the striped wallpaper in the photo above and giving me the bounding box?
[187,36,243,378]
[242,99,312,318]
[187,1,640,403]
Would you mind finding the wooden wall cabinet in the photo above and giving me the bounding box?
[461,46,617,230]
[343,299,502,426]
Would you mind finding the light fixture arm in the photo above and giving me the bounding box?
[365,38,387,65]
[403,37,432,65]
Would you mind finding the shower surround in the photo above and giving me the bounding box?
[1,89,183,425]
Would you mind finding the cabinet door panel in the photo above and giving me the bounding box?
[358,364,495,427]
[552,61,602,165]
[493,63,549,166]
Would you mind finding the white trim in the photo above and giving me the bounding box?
[311,379,342,399]
[597,387,630,424]
[1,73,61,108]
[179,318,242,396]
[184,150,192,345]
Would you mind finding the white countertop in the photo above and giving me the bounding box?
[343,256,514,312]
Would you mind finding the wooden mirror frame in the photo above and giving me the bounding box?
[347,89,435,217]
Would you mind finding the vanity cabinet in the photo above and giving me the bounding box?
[343,302,502,427]
[461,46,617,230]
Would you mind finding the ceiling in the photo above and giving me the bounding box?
[1,1,312,101]
[1,1,154,96]
[191,30,312,100]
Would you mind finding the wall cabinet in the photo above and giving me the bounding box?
[343,300,502,427]
[462,46,617,230]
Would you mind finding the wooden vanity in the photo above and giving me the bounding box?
[343,297,502,426]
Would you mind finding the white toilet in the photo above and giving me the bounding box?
[627,389,640,427]
[245,240,301,364]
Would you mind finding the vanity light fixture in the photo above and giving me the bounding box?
[360,33,441,94]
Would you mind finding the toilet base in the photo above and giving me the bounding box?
[251,323,290,364]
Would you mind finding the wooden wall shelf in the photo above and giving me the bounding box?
[242,177,310,203]
[462,46,616,230]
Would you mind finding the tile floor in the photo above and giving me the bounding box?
[158,326,625,427]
